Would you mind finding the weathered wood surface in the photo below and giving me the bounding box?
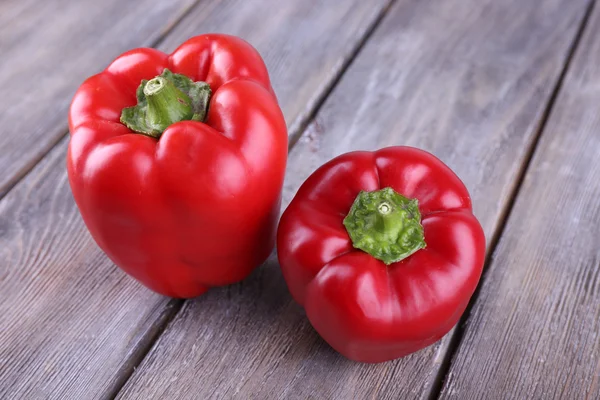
[0,143,176,397]
[439,3,600,399]
[115,0,591,399]
[0,0,391,398]
[159,0,391,139]
[0,0,199,198]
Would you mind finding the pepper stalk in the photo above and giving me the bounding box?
[343,187,426,265]
[120,69,211,138]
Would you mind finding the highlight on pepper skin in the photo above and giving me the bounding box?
[277,146,486,363]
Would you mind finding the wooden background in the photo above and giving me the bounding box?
[1,0,599,398]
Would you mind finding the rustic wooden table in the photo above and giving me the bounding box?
[2,0,599,398]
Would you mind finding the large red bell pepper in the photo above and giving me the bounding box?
[68,35,287,298]
[277,146,485,362]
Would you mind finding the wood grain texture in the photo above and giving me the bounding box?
[0,136,176,399]
[0,0,199,198]
[157,0,391,138]
[439,3,600,399]
[115,0,590,399]
[0,0,391,398]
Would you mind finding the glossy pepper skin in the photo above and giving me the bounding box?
[277,146,485,362]
[68,35,287,298]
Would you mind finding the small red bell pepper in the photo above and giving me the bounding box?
[277,146,485,362]
[68,34,287,298]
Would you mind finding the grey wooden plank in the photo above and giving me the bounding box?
[115,0,590,399]
[157,0,389,138]
[0,0,392,398]
[0,0,199,198]
[0,135,178,399]
[439,3,600,399]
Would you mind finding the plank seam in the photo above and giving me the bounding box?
[426,1,598,398]
[286,0,396,149]
[102,299,184,400]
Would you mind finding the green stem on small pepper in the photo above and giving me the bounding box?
[343,187,426,265]
[120,69,211,138]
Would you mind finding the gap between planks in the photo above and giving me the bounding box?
[426,0,598,398]
[285,0,396,150]
[103,2,397,399]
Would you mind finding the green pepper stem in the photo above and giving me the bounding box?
[343,187,426,265]
[120,69,212,138]
[144,77,194,134]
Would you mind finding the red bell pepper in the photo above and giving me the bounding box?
[68,34,287,298]
[277,146,485,362]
